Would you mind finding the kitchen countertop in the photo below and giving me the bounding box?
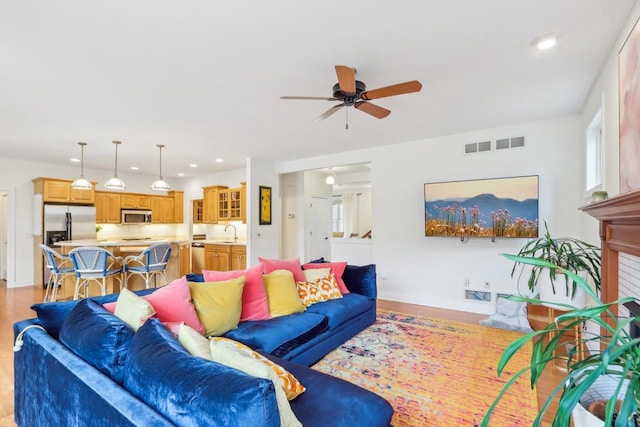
[59,237,190,247]
[199,240,246,246]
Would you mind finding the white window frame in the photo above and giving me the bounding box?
[585,108,603,193]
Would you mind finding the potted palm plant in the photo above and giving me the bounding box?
[482,254,640,427]
[511,221,601,308]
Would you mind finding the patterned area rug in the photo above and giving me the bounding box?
[313,310,538,426]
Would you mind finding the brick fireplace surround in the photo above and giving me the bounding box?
[582,189,640,327]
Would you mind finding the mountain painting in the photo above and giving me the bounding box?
[424,175,539,238]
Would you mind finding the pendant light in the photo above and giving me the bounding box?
[151,144,170,191]
[104,140,126,190]
[325,167,336,185]
[71,142,93,190]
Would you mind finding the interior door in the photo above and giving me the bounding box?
[308,197,331,262]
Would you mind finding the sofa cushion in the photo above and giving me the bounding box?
[189,277,245,336]
[31,288,156,339]
[58,299,134,384]
[302,262,349,294]
[209,338,302,427]
[203,263,270,321]
[263,270,306,317]
[225,312,328,358]
[259,257,305,282]
[305,293,375,329]
[124,319,280,427]
[104,277,205,334]
[342,264,377,297]
[261,352,394,427]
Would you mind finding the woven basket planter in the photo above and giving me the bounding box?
[571,375,631,427]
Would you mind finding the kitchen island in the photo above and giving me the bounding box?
[56,238,190,299]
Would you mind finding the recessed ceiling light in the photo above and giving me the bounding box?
[130,166,139,171]
[215,158,224,163]
[532,34,558,50]
[177,172,185,177]
[70,158,80,163]
[189,163,198,168]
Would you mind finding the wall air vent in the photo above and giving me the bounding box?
[465,141,492,154]
[496,136,525,150]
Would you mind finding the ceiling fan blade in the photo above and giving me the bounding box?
[281,96,338,101]
[315,104,344,121]
[354,101,391,119]
[360,80,422,100]
[335,65,356,94]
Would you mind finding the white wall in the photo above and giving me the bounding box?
[246,158,279,266]
[580,2,640,244]
[279,115,583,314]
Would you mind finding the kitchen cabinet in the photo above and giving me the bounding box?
[169,191,184,223]
[178,241,190,276]
[202,186,227,224]
[218,183,246,223]
[204,244,231,271]
[34,177,95,204]
[120,194,151,209]
[151,196,175,223]
[95,191,121,223]
[230,245,246,270]
[192,199,203,224]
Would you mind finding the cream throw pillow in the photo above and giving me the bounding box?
[210,339,302,427]
[302,267,331,282]
[177,323,212,360]
[113,288,155,330]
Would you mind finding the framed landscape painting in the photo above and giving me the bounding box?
[424,175,539,238]
[619,16,640,194]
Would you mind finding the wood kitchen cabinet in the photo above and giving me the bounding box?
[95,191,121,223]
[33,177,95,204]
[204,244,231,271]
[151,196,175,223]
[218,183,246,223]
[120,194,151,209]
[202,186,227,224]
[169,191,183,223]
[192,199,203,223]
[230,245,246,270]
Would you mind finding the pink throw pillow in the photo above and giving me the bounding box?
[259,257,305,283]
[203,263,270,321]
[302,262,349,294]
[103,277,205,334]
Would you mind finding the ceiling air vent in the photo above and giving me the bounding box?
[496,136,525,150]
[465,141,492,154]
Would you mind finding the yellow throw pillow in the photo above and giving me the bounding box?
[178,323,212,360]
[189,277,245,337]
[209,339,302,427]
[212,337,306,400]
[113,288,156,331]
[296,273,342,307]
[263,270,306,317]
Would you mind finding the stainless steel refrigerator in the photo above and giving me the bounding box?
[43,204,96,284]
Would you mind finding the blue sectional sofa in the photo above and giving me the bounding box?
[14,264,393,426]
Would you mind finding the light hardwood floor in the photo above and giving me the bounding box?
[0,284,563,425]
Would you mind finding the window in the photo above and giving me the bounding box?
[585,108,603,192]
[332,196,343,233]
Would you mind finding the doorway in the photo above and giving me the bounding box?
[308,197,331,261]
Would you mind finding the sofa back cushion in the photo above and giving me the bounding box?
[342,264,377,298]
[58,299,134,384]
[124,319,280,427]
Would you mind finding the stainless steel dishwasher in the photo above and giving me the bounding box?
[191,241,205,274]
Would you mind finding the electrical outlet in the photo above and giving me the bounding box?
[484,280,491,289]
[464,279,470,288]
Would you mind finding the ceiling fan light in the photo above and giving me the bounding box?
[71,142,93,190]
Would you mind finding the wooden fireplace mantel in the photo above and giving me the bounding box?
[582,188,640,314]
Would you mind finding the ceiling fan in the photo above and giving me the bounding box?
[281,65,422,127]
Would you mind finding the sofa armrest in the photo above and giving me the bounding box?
[342,264,377,298]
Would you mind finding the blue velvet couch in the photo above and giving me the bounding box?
[14,264,393,426]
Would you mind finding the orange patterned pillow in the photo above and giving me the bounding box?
[296,273,342,307]
[211,337,305,400]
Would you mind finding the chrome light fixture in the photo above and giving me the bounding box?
[325,168,336,185]
[151,144,170,191]
[71,142,93,190]
[104,140,126,190]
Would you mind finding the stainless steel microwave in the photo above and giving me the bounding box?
[121,209,153,224]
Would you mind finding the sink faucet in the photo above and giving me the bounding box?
[224,224,238,241]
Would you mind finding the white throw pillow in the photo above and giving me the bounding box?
[302,268,331,282]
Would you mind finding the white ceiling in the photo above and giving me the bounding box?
[0,1,636,179]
